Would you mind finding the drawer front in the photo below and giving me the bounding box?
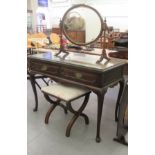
[102,66,123,87]
[60,67,100,86]
[29,60,59,75]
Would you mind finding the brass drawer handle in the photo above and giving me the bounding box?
[75,72,82,79]
[41,65,48,71]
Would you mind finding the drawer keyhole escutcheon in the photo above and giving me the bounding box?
[41,65,48,71]
[75,72,82,79]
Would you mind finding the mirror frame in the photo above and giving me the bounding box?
[62,4,104,46]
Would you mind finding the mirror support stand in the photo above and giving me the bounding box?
[55,20,69,59]
[96,19,110,64]
[96,49,110,64]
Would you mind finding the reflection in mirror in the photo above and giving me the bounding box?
[62,6,103,45]
[64,12,85,31]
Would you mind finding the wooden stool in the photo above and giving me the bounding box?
[41,83,91,137]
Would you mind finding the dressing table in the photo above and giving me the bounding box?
[28,51,127,142]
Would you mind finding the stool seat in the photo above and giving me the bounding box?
[41,83,90,102]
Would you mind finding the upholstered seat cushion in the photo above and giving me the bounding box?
[41,83,90,102]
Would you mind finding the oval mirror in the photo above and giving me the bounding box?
[62,4,103,46]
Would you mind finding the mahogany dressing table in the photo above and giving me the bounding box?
[28,51,127,142]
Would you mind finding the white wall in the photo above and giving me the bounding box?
[48,0,71,28]
[27,0,32,10]
[89,0,128,31]
[36,6,51,29]
[28,0,128,32]
[27,0,38,32]
[49,0,128,31]
[27,0,54,31]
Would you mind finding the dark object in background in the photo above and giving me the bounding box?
[109,32,128,59]
[108,50,128,60]
[47,36,52,44]
[68,45,83,50]
[108,26,113,32]
[114,32,128,48]
[114,38,128,48]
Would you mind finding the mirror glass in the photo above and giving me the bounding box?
[62,5,103,45]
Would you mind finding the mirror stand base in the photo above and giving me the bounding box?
[55,49,69,60]
[62,52,69,59]
[96,49,110,64]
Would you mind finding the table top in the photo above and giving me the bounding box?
[28,49,127,73]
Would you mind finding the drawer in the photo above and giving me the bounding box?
[30,60,59,75]
[60,67,100,86]
[101,66,123,87]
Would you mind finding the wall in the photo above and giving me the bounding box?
[27,0,38,32]
[48,0,128,31]
[27,0,32,10]
[48,0,71,28]
[27,0,53,32]
[28,0,128,32]
[93,1,128,31]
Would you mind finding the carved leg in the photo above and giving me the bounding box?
[44,94,60,124]
[41,78,49,86]
[95,90,107,142]
[29,74,38,112]
[45,104,57,124]
[66,94,90,124]
[67,104,89,125]
[79,113,89,124]
[115,80,125,122]
[67,102,89,124]
[35,80,41,90]
[66,93,90,137]
[59,103,68,114]
[44,94,67,114]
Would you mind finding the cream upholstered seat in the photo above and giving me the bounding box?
[41,83,90,102]
[41,83,91,137]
